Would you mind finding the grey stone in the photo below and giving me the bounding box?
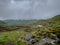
[24,34,33,41]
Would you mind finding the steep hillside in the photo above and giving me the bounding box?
[0,15,60,45]
[33,15,60,39]
[33,15,60,27]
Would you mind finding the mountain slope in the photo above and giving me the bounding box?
[4,20,37,26]
[0,20,6,26]
[33,15,60,27]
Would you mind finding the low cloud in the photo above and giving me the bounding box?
[0,0,60,20]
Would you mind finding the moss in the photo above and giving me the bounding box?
[35,36,41,41]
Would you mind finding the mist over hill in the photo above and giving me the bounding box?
[0,15,60,45]
[0,0,60,20]
[0,19,37,26]
[33,15,60,27]
[0,15,60,26]
[0,0,60,45]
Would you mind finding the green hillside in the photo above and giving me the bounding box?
[0,20,6,26]
[0,15,60,45]
[33,15,60,27]
[4,20,37,26]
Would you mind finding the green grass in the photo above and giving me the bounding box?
[0,30,26,44]
[0,15,60,45]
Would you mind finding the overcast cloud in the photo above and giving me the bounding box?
[0,0,60,20]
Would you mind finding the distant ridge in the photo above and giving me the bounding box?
[32,15,60,27]
[0,20,6,26]
[3,20,37,26]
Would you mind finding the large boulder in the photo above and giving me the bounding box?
[24,34,33,41]
[30,39,36,44]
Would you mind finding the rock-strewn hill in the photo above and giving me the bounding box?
[33,15,60,27]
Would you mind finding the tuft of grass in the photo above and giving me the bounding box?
[0,30,26,44]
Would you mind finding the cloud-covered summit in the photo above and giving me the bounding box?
[0,0,60,20]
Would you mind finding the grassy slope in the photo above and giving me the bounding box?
[0,15,60,45]
[34,15,60,27]
[0,30,27,45]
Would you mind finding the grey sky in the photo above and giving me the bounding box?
[0,0,60,20]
